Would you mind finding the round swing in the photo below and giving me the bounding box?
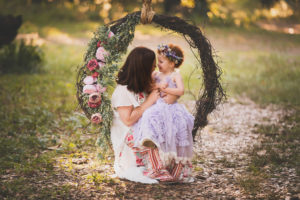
[76,0,225,147]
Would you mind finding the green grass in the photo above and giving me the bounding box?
[1,4,300,198]
[249,112,300,174]
[237,110,300,197]
[221,51,300,106]
[0,42,99,198]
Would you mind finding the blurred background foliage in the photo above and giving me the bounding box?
[0,0,299,26]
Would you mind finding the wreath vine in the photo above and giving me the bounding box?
[76,11,225,148]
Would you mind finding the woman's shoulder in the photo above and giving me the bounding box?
[115,84,127,89]
[112,84,128,99]
[112,84,140,108]
[113,84,129,93]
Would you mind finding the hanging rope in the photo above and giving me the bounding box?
[141,0,155,24]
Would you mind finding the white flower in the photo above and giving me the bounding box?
[83,85,97,94]
[83,76,97,85]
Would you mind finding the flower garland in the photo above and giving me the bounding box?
[76,13,140,148]
[158,44,183,64]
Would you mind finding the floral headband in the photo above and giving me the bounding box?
[157,44,183,64]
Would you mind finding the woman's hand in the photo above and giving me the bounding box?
[143,89,160,106]
[117,89,160,127]
[158,82,168,90]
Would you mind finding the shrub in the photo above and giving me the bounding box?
[0,40,44,74]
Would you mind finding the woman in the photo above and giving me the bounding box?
[110,47,181,184]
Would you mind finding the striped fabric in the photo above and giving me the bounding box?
[122,129,193,182]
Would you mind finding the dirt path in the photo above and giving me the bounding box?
[34,97,298,200]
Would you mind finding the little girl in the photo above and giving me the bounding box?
[132,44,194,181]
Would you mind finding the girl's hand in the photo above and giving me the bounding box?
[158,82,168,90]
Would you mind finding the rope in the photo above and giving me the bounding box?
[141,0,155,24]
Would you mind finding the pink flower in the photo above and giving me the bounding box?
[108,31,114,38]
[96,47,109,61]
[127,134,133,142]
[97,41,102,48]
[139,93,144,99]
[83,76,97,85]
[83,85,97,94]
[98,61,105,68]
[91,113,102,124]
[89,92,101,104]
[96,84,107,93]
[87,59,98,71]
[88,101,101,108]
[92,71,100,78]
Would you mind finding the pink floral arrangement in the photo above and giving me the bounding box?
[96,47,109,61]
[108,31,114,38]
[89,92,101,104]
[88,101,101,108]
[98,61,105,69]
[91,113,102,124]
[92,71,100,78]
[87,59,98,71]
[97,41,102,48]
[83,85,97,94]
[83,76,97,85]
[82,30,115,125]
[96,84,107,93]
[96,31,114,48]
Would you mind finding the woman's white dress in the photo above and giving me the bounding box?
[110,84,158,184]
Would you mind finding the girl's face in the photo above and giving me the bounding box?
[157,54,175,74]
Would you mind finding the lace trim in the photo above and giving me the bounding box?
[139,138,192,166]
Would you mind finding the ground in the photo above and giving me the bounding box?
[1,24,299,199]
[2,98,298,200]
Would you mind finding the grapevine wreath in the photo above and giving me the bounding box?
[76,1,225,148]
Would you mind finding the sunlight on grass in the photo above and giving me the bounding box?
[221,51,300,106]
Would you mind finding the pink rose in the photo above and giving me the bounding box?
[87,59,98,71]
[97,41,102,48]
[83,85,97,94]
[96,47,109,61]
[88,101,101,108]
[92,71,100,78]
[127,134,133,142]
[91,113,102,124]
[108,31,114,38]
[83,76,97,85]
[89,92,101,104]
[96,84,107,93]
[97,40,107,48]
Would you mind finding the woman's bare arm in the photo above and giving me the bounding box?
[117,89,160,126]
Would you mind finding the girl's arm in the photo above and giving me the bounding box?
[117,89,160,126]
[160,73,184,96]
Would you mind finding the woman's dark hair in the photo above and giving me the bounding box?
[117,47,155,93]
